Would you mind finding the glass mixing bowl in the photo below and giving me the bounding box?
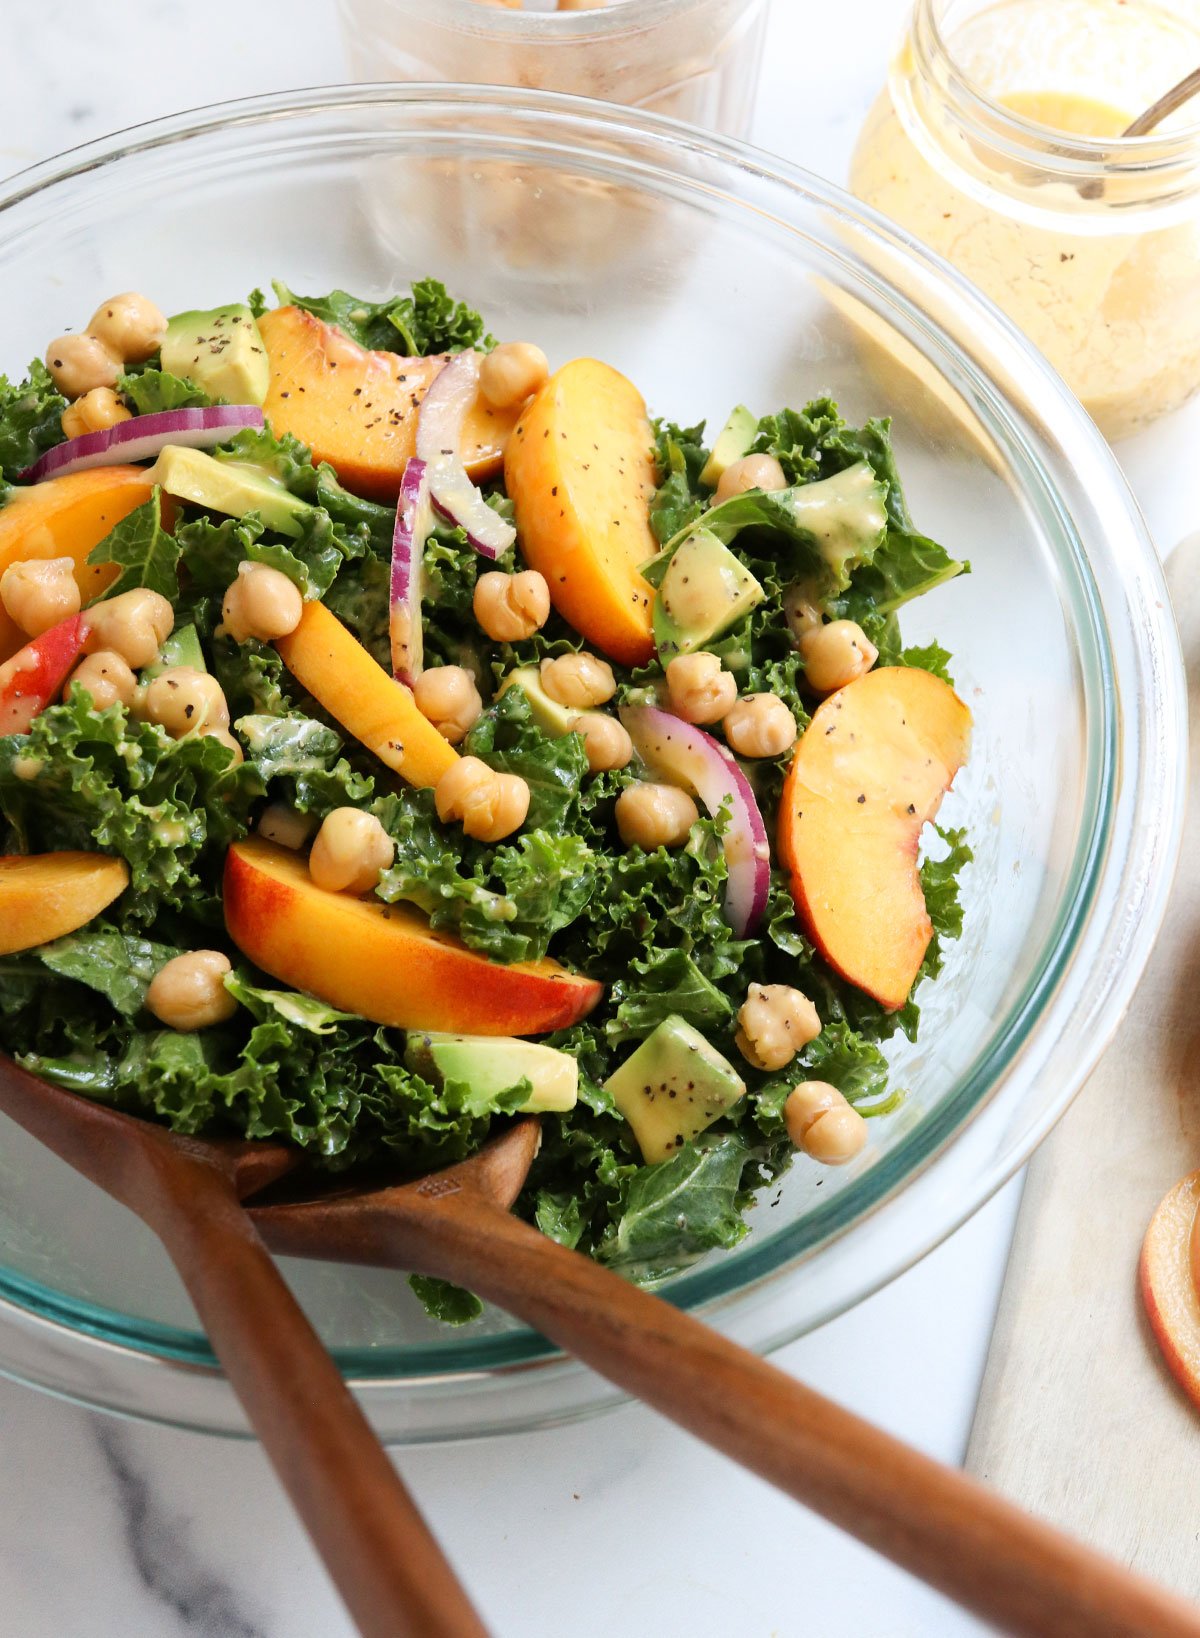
[0,86,1184,1441]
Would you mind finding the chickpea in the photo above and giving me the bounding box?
[540,651,615,710]
[0,556,80,638]
[783,583,822,646]
[257,802,316,851]
[714,453,787,505]
[86,589,174,670]
[67,649,137,711]
[61,386,131,440]
[615,781,698,850]
[412,665,484,745]
[801,619,878,694]
[723,693,797,759]
[576,712,632,773]
[146,950,238,1032]
[143,666,230,738]
[45,333,121,399]
[736,983,822,1072]
[220,562,304,644]
[87,292,168,364]
[665,651,737,725]
[479,342,550,409]
[199,726,244,767]
[309,807,395,894]
[473,569,551,642]
[784,1080,868,1166]
[435,756,530,843]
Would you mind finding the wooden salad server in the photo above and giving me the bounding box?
[252,1116,1200,1638]
[0,1053,487,1638]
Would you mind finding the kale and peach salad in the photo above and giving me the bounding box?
[0,278,972,1319]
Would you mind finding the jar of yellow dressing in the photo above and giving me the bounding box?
[850,0,1200,439]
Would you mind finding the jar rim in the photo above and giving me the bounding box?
[910,0,1198,173]
[897,0,1200,223]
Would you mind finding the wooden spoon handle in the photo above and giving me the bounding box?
[148,1160,487,1638]
[282,1189,1200,1638]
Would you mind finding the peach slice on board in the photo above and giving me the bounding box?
[504,358,659,667]
[1141,1170,1200,1409]
[0,852,129,955]
[224,837,602,1036]
[777,666,971,1011]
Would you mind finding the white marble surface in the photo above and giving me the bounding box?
[0,2,1183,1635]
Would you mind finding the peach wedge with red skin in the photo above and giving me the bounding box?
[0,852,130,955]
[223,837,603,1036]
[1141,1170,1200,1410]
[0,612,90,735]
[778,666,971,1012]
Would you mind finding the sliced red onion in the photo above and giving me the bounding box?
[620,704,771,937]
[415,351,516,561]
[390,456,432,687]
[19,406,264,483]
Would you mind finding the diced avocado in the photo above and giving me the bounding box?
[147,446,312,538]
[604,1015,745,1164]
[649,528,764,662]
[161,304,270,405]
[788,461,887,590]
[698,405,758,489]
[143,623,205,680]
[405,1031,579,1114]
[496,666,580,737]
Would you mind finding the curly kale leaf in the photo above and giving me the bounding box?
[0,360,68,481]
[270,277,493,357]
[87,492,181,602]
[0,692,256,925]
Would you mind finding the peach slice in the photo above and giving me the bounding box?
[504,358,659,667]
[1141,1170,1200,1409]
[0,466,158,661]
[0,851,129,954]
[224,837,602,1035]
[274,600,457,791]
[778,666,971,1011]
[0,613,90,735]
[258,306,519,501]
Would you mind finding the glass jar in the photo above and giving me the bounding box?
[850,0,1200,440]
[338,0,769,138]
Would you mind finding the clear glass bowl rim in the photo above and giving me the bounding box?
[0,83,1184,1426]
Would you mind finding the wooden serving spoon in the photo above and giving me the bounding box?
[0,1053,487,1638]
[250,1116,1200,1638]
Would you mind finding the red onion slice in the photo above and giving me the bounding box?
[620,704,771,937]
[390,456,432,686]
[415,351,516,561]
[19,406,264,484]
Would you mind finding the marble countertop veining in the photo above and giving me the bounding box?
[2,1,1180,1634]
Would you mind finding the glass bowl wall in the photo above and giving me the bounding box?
[0,86,1183,1440]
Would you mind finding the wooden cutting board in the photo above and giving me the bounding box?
[965,538,1200,1594]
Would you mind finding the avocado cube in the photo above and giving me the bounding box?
[161,304,270,406]
[698,404,758,489]
[651,529,764,662]
[496,667,580,738]
[147,446,313,539]
[142,623,205,681]
[604,1016,745,1164]
[405,1031,579,1114]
